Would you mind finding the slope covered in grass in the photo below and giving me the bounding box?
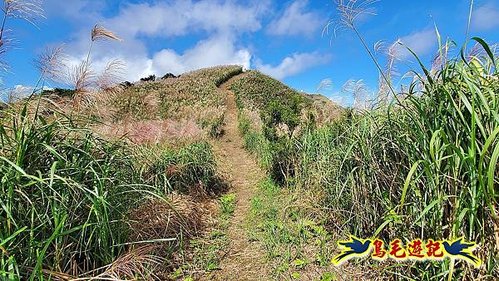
[233,44,499,279]
[92,65,243,144]
[230,70,343,185]
[0,65,244,280]
[231,70,342,125]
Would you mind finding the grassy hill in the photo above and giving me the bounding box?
[0,66,243,279]
[1,56,498,280]
[0,65,342,280]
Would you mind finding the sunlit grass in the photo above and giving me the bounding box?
[235,39,498,279]
[0,101,222,279]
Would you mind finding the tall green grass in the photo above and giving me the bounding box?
[142,141,221,195]
[234,39,497,279]
[237,112,272,169]
[293,40,498,278]
[0,100,221,279]
[0,104,138,279]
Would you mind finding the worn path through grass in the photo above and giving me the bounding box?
[204,75,270,280]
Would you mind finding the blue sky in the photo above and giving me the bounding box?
[2,0,499,105]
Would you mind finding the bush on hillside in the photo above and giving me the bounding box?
[140,74,156,82]
[161,73,177,79]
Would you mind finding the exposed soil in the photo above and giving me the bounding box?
[203,75,270,280]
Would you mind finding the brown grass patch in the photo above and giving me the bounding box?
[128,195,205,242]
[94,118,205,145]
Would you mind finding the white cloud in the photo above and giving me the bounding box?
[104,1,266,38]
[393,29,436,60]
[151,35,251,75]
[472,3,499,31]
[0,85,53,103]
[50,0,268,82]
[64,34,252,81]
[11,85,34,99]
[256,52,331,80]
[267,0,323,36]
[44,0,328,83]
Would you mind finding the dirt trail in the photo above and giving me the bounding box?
[206,75,269,280]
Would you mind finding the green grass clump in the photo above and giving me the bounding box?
[234,40,498,279]
[203,113,225,138]
[143,141,222,195]
[237,112,272,169]
[0,102,221,279]
[292,40,499,278]
[220,194,236,217]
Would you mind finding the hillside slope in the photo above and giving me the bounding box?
[0,65,344,280]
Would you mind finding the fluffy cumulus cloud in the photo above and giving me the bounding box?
[45,0,269,81]
[267,0,323,36]
[256,52,331,80]
[42,0,329,82]
[393,29,437,60]
[472,2,499,31]
[104,1,266,38]
[150,35,251,75]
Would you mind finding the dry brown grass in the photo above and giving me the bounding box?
[126,193,221,278]
[35,46,66,82]
[0,0,44,70]
[89,246,163,281]
[2,0,43,24]
[91,24,122,42]
[303,93,344,125]
[96,59,126,91]
[128,195,204,242]
[94,118,205,145]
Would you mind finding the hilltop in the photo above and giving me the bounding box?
[32,66,341,145]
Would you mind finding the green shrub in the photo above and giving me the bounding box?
[237,112,272,170]
[143,141,221,195]
[232,71,308,184]
[41,88,76,98]
[220,194,236,216]
[200,113,225,138]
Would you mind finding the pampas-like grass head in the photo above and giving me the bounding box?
[3,0,44,24]
[97,59,125,91]
[35,45,66,82]
[91,24,122,42]
[325,0,379,36]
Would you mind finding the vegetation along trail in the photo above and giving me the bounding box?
[206,75,270,280]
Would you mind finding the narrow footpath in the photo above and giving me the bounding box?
[206,76,270,281]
